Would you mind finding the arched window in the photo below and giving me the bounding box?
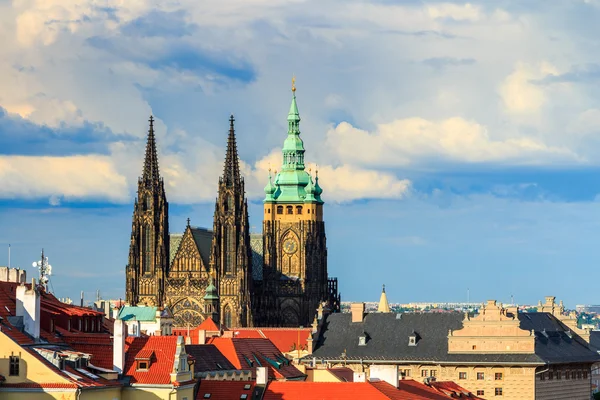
[143,226,152,273]
[277,206,283,214]
[223,306,232,328]
[296,206,302,214]
[225,227,235,274]
[286,206,293,215]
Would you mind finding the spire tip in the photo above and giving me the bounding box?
[292,75,296,93]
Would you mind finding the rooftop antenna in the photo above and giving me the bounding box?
[32,248,52,292]
[467,288,470,303]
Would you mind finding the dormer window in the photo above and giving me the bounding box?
[137,361,149,370]
[358,332,369,346]
[408,330,419,346]
[135,350,154,371]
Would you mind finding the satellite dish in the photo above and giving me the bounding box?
[32,262,38,267]
[47,265,52,275]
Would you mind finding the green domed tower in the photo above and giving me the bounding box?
[259,79,332,327]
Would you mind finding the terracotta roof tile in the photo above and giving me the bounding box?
[372,380,449,400]
[428,381,484,399]
[197,380,257,400]
[207,337,304,380]
[264,382,389,399]
[233,328,312,354]
[124,336,192,385]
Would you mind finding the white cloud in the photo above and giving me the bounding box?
[327,117,581,166]
[426,3,482,22]
[0,155,128,202]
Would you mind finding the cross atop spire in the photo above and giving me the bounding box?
[222,114,241,187]
[142,115,160,187]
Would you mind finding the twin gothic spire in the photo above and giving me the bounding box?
[142,116,161,188]
[222,114,242,188]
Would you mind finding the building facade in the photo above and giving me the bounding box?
[125,86,340,328]
[306,296,600,400]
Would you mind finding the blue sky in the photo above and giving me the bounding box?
[1,0,600,307]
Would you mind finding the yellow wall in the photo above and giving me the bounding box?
[306,369,343,382]
[0,331,71,385]
[122,384,195,400]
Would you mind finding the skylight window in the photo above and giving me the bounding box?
[203,394,211,399]
[241,395,248,400]
[244,384,251,390]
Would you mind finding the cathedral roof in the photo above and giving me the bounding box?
[169,234,183,264]
[265,81,323,205]
[190,227,213,269]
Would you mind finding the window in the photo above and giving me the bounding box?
[137,361,148,370]
[555,371,561,380]
[495,372,503,380]
[430,370,437,377]
[495,388,503,396]
[78,319,82,331]
[565,370,570,380]
[477,391,485,396]
[459,372,467,380]
[421,370,429,377]
[584,371,588,379]
[548,371,553,380]
[225,227,235,274]
[224,306,232,328]
[286,206,293,214]
[203,394,211,399]
[9,356,19,376]
[143,226,152,273]
[472,345,477,350]
[277,206,283,214]
[402,369,411,377]
[244,384,251,390]
[539,372,545,381]
[307,209,311,214]
[296,206,302,214]
[477,372,484,380]
[577,371,582,379]
[241,395,248,400]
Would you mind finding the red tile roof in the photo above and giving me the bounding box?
[327,368,355,382]
[61,330,114,370]
[207,337,305,380]
[372,380,449,400]
[197,317,220,331]
[232,328,312,354]
[197,380,256,400]
[124,336,193,385]
[428,381,484,399]
[264,382,390,399]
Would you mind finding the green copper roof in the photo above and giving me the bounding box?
[204,277,219,301]
[117,306,157,321]
[264,87,323,204]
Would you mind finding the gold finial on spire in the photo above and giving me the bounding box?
[292,75,296,93]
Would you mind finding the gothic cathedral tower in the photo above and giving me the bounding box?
[262,82,328,327]
[125,116,170,307]
[210,115,253,328]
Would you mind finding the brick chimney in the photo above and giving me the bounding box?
[16,278,40,340]
[198,329,206,345]
[351,303,365,323]
[113,319,127,373]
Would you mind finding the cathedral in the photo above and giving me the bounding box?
[125,84,340,328]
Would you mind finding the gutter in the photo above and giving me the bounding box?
[306,359,546,366]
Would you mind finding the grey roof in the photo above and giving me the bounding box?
[250,233,263,281]
[190,227,213,269]
[169,234,183,264]
[310,312,600,366]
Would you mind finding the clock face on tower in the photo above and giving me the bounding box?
[283,238,298,254]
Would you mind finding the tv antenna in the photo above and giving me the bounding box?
[32,249,53,292]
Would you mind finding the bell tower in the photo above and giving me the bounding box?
[261,79,329,327]
[125,116,170,307]
[210,115,253,328]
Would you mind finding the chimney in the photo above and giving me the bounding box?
[369,365,399,388]
[256,366,268,385]
[113,319,126,373]
[16,278,40,340]
[80,291,84,307]
[353,372,366,382]
[103,301,111,320]
[307,336,314,354]
[198,329,206,345]
[351,303,365,323]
